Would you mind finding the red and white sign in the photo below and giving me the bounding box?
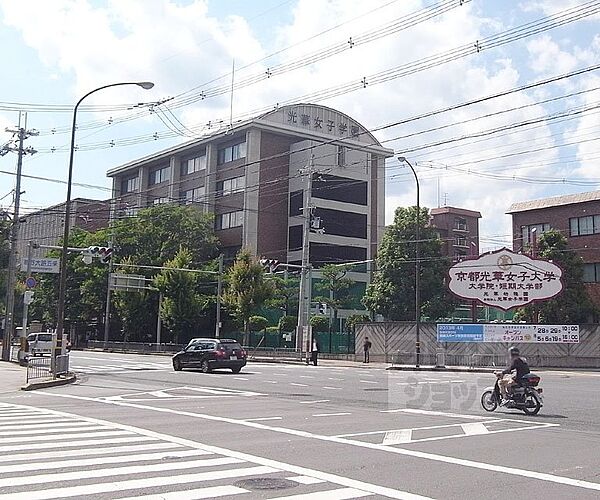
[448,248,563,311]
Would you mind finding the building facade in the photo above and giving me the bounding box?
[107,105,393,305]
[430,206,481,260]
[507,190,600,305]
[16,198,110,260]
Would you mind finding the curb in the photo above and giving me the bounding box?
[386,366,495,373]
[21,373,77,391]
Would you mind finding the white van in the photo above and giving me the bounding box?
[27,333,53,356]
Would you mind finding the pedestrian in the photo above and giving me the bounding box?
[363,336,372,363]
[311,337,319,366]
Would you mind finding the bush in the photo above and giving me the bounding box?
[310,315,329,332]
[249,315,269,332]
[278,315,297,332]
[345,314,370,333]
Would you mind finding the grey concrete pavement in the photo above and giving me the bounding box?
[0,351,598,499]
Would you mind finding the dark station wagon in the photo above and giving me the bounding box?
[172,338,247,373]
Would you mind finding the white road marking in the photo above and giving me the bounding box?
[14,401,433,500]
[0,436,158,453]
[0,425,103,436]
[288,476,327,485]
[461,422,490,436]
[0,457,244,488]
[1,466,278,500]
[243,417,283,422]
[299,400,330,404]
[41,394,596,494]
[0,430,131,444]
[382,430,413,445]
[117,485,249,499]
[0,449,212,474]
[328,377,344,381]
[234,377,249,381]
[313,413,352,417]
[322,386,342,390]
[299,375,315,379]
[359,380,378,384]
[291,383,309,387]
[383,409,492,420]
[336,421,503,438]
[274,488,372,499]
[0,421,96,431]
[0,443,180,463]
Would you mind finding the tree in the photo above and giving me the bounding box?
[278,315,297,333]
[345,313,370,333]
[154,248,209,344]
[224,250,273,345]
[514,229,595,323]
[266,275,300,315]
[309,315,329,332]
[314,264,354,334]
[363,206,457,321]
[249,315,269,332]
[113,205,219,266]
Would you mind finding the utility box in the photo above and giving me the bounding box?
[435,348,446,368]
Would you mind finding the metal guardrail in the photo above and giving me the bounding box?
[391,351,506,368]
[26,356,52,382]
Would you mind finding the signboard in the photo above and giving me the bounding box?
[25,277,37,289]
[109,273,150,292]
[437,324,579,344]
[21,258,60,274]
[448,248,563,310]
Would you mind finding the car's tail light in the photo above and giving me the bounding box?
[240,349,247,358]
[216,349,226,358]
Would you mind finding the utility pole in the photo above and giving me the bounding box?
[215,253,223,338]
[103,198,116,347]
[296,153,316,355]
[1,112,38,361]
[20,240,34,360]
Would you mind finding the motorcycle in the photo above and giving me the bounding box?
[481,372,543,415]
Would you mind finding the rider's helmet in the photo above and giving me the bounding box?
[508,346,520,356]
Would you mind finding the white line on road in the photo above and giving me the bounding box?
[288,476,326,485]
[117,485,249,500]
[0,430,131,444]
[328,377,344,381]
[322,386,342,390]
[274,488,372,499]
[243,417,283,422]
[359,380,378,384]
[461,422,490,436]
[380,409,492,420]
[312,413,352,417]
[382,430,413,445]
[299,400,330,404]
[38,395,595,494]
[336,421,504,438]
[0,436,158,453]
[291,383,309,387]
[234,377,249,381]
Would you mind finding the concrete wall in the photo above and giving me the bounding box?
[355,322,600,368]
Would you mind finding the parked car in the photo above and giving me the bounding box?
[172,338,247,373]
[26,333,53,356]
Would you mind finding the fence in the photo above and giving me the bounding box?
[87,341,185,353]
[357,322,600,368]
[26,356,52,383]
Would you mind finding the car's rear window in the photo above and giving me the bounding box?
[219,342,241,351]
[38,334,53,342]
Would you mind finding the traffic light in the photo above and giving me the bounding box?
[82,246,113,264]
[259,258,279,273]
[317,302,327,315]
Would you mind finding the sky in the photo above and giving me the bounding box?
[0,0,599,251]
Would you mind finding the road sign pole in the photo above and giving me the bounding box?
[19,240,34,359]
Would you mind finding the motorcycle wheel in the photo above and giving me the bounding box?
[522,392,541,415]
[481,390,497,412]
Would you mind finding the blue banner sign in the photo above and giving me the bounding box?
[437,324,484,342]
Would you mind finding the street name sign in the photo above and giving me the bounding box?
[20,258,60,274]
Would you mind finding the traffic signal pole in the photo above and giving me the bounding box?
[215,254,224,339]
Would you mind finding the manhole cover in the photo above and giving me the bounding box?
[234,478,298,491]
[364,388,388,391]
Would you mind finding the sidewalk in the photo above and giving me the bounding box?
[0,361,25,395]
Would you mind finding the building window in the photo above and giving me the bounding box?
[570,215,600,236]
[454,217,467,231]
[583,263,600,283]
[216,211,244,230]
[152,197,169,205]
[217,141,246,165]
[337,145,345,167]
[454,236,468,247]
[183,186,205,204]
[120,176,139,194]
[217,176,245,195]
[150,166,170,185]
[182,155,206,176]
[521,223,550,245]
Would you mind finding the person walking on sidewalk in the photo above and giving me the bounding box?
[311,337,320,366]
[363,336,372,363]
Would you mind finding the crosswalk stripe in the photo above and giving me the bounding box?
[0,457,244,487]
[0,442,180,463]
[0,430,131,444]
[0,425,104,436]
[0,465,279,500]
[0,415,64,423]
[109,485,249,500]
[0,421,95,431]
[273,487,372,499]
[0,449,212,474]
[0,436,157,453]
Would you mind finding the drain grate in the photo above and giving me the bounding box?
[234,478,298,491]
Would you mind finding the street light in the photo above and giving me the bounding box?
[398,156,421,368]
[55,81,154,343]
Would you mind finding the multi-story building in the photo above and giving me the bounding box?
[107,103,393,316]
[430,206,481,260]
[507,190,600,305]
[16,198,110,260]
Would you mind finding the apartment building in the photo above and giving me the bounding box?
[430,206,481,260]
[507,190,600,305]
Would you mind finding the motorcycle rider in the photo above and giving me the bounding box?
[498,346,530,401]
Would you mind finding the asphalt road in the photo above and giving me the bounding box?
[0,350,599,499]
